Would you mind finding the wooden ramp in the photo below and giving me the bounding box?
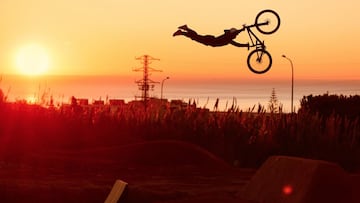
[242,156,353,203]
[104,180,128,203]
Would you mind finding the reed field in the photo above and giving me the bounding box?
[1,93,359,171]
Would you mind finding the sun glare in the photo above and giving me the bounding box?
[15,44,50,76]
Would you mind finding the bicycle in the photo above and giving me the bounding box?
[231,10,281,74]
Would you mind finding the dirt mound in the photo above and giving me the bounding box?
[86,140,229,169]
[242,156,354,203]
[32,140,230,172]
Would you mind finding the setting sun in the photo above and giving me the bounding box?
[15,44,50,76]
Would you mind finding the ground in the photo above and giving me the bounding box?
[1,140,360,203]
[0,140,258,203]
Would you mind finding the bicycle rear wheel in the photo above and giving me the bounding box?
[247,49,272,74]
[255,10,280,35]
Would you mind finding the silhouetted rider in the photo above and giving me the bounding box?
[173,25,248,48]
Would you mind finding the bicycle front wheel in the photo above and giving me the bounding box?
[247,49,272,74]
[255,10,280,35]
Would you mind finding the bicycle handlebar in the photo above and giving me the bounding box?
[238,21,269,31]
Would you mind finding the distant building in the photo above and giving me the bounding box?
[93,100,104,105]
[77,98,89,106]
[170,99,188,109]
[109,99,125,106]
[127,100,145,108]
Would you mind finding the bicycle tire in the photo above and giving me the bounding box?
[247,49,272,74]
[255,10,280,35]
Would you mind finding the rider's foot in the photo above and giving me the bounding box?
[173,30,183,37]
[178,24,188,30]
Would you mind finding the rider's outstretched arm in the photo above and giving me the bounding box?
[230,40,249,50]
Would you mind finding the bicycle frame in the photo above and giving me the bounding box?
[232,21,269,50]
[230,9,280,74]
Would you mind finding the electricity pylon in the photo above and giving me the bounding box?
[133,55,162,108]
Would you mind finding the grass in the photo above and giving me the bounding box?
[1,94,359,172]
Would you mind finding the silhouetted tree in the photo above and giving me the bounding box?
[268,88,279,113]
[299,94,360,119]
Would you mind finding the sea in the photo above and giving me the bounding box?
[1,75,359,113]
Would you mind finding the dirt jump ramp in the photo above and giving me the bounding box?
[242,156,355,203]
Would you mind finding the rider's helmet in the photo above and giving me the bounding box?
[229,28,237,33]
[224,28,238,34]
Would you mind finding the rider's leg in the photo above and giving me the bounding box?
[173,25,218,46]
[173,28,199,38]
[178,25,189,30]
[173,25,198,37]
[190,35,217,46]
[173,28,198,37]
[183,29,198,38]
[173,30,185,36]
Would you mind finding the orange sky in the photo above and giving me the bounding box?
[0,0,359,81]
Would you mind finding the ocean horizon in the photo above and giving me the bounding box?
[1,74,359,112]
